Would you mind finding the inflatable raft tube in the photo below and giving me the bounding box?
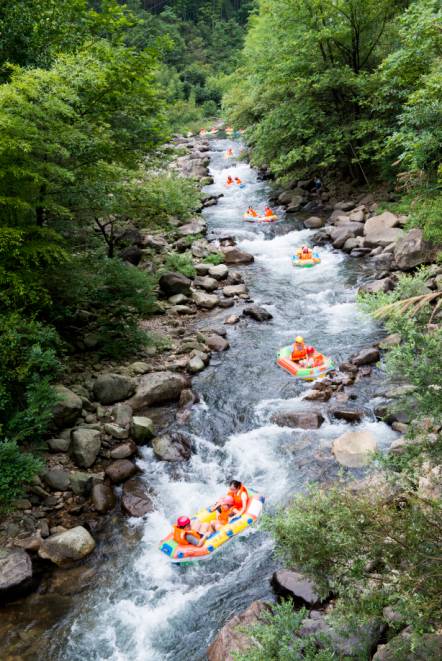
[159,490,264,563]
[277,345,335,380]
[292,253,321,267]
[243,213,278,223]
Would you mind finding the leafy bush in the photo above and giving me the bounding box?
[234,601,336,661]
[0,314,63,443]
[264,485,442,632]
[203,251,224,265]
[0,440,43,511]
[163,252,196,278]
[48,256,157,358]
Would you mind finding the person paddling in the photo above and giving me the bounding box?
[226,175,233,185]
[291,336,307,362]
[173,516,208,547]
[235,177,242,185]
[246,206,258,217]
[264,206,275,217]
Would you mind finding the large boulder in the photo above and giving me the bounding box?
[122,478,154,517]
[373,631,442,661]
[131,416,155,443]
[206,334,230,352]
[152,432,192,462]
[304,216,324,229]
[38,526,96,566]
[222,246,254,265]
[52,385,82,428]
[159,272,192,296]
[193,275,218,291]
[191,290,219,309]
[243,306,273,322]
[43,469,70,491]
[69,471,93,496]
[271,570,324,607]
[128,371,188,411]
[105,459,137,484]
[364,212,404,248]
[109,440,137,459]
[329,223,364,249]
[176,219,207,236]
[359,278,395,294]
[394,228,437,270]
[208,601,270,661]
[93,373,135,405]
[223,283,247,297]
[208,264,228,280]
[0,548,33,600]
[70,428,101,468]
[352,347,380,366]
[332,430,378,468]
[92,483,116,514]
[271,411,324,429]
[111,402,133,428]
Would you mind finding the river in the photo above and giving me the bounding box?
[3,139,398,660]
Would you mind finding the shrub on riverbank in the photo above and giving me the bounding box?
[163,252,196,278]
[0,441,44,511]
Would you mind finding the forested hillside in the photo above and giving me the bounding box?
[225,0,442,243]
[0,0,248,506]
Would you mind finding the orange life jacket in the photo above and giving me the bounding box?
[173,525,202,546]
[300,251,312,260]
[235,178,242,184]
[217,506,233,526]
[291,344,307,361]
[228,485,249,511]
[248,209,258,217]
[264,208,274,217]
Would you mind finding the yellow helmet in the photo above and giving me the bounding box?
[295,336,304,343]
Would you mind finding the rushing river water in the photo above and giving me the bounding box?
[2,139,398,660]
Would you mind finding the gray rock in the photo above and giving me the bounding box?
[0,548,33,599]
[69,471,93,496]
[159,271,192,296]
[334,200,355,211]
[363,213,404,248]
[38,526,96,566]
[379,333,401,349]
[352,347,380,365]
[243,306,273,322]
[93,373,135,405]
[191,290,219,309]
[194,263,209,275]
[122,478,154,517]
[222,246,254,265]
[168,293,188,305]
[128,371,188,411]
[110,440,137,459]
[131,416,155,443]
[394,228,437,270]
[191,238,209,258]
[208,601,270,661]
[43,469,70,491]
[224,314,240,324]
[332,430,377,468]
[105,460,137,484]
[111,402,133,429]
[373,631,442,661]
[47,437,71,453]
[176,219,207,236]
[304,216,324,229]
[70,428,101,468]
[208,264,228,280]
[223,284,247,297]
[103,423,129,440]
[329,223,364,248]
[193,275,218,291]
[331,409,363,422]
[271,411,324,429]
[206,335,229,352]
[152,432,192,462]
[343,237,364,252]
[52,385,82,428]
[188,356,205,373]
[359,278,394,294]
[271,570,324,607]
[92,483,116,514]
[129,361,150,375]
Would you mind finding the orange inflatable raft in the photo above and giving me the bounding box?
[277,345,335,380]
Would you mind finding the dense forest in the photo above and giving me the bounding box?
[0,0,248,503]
[0,0,441,657]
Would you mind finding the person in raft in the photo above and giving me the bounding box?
[226,147,234,157]
[264,206,275,217]
[208,496,235,532]
[291,336,307,362]
[173,516,208,547]
[211,480,249,517]
[246,206,258,217]
[234,176,242,185]
[226,175,233,185]
[297,245,312,260]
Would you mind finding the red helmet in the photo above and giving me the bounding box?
[306,346,314,355]
[221,496,234,506]
[176,516,190,527]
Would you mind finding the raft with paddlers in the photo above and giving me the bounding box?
[226,176,246,188]
[277,343,335,380]
[243,206,278,223]
[159,488,264,563]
